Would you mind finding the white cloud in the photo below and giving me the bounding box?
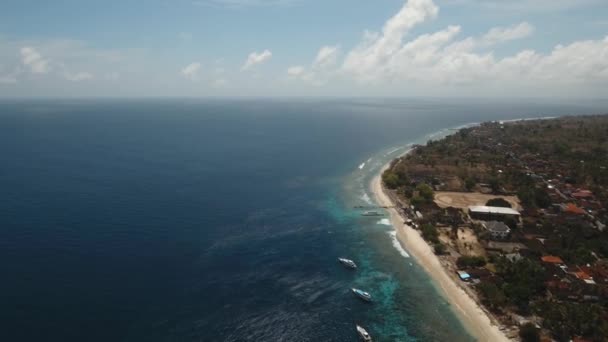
[343,0,439,80]
[286,45,341,84]
[181,62,202,81]
[287,65,305,76]
[314,45,340,68]
[337,0,608,94]
[481,22,534,45]
[64,71,93,82]
[242,49,272,70]
[20,47,50,74]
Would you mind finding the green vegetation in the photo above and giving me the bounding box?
[421,223,439,244]
[465,177,476,191]
[456,255,486,268]
[496,258,545,312]
[535,301,608,341]
[434,242,446,255]
[477,282,507,311]
[518,323,540,342]
[485,198,512,208]
[410,183,435,207]
[517,186,551,209]
[382,169,409,189]
[416,183,434,202]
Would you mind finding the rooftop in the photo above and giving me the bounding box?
[484,221,511,233]
[564,203,586,215]
[541,255,564,264]
[469,205,520,216]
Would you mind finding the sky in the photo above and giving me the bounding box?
[1,0,608,98]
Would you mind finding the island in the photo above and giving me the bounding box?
[374,115,608,342]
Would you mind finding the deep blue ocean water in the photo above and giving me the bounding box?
[1,98,606,341]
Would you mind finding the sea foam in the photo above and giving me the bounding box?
[377,218,391,226]
[360,192,372,204]
[388,231,410,258]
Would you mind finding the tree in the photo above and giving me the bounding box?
[465,177,476,191]
[434,243,447,255]
[486,198,512,208]
[477,282,506,311]
[496,258,545,312]
[383,171,400,189]
[421,223,439,243]
[416,183,434,203]
[410,195,425,207]
[519,323,540,342]
[489,177,501,194]
[457,256,486,268]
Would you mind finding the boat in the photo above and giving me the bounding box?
[356,325,372,341]
[361,211,383,217]
[338,258,357,269]
[351,288,372,302]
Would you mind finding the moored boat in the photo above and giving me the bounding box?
[356,325,372,341]
[361,211,383,216]
[351,288,372,302]
[338,258,357,269]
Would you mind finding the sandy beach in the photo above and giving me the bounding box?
[371,162,511,342]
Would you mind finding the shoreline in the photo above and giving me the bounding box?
[370,160,511,342]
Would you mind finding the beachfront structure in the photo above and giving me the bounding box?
[482,221,511,240]
[468,205,520,221]
[457,270,471,281]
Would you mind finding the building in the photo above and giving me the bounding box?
[457,270,471,281]
[563,203,586,215]
[483,221,511,239]
[541,255,564,264]
[468,205,520,221]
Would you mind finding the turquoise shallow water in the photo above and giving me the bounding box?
[333,128,475,341]
[1,98,606,341]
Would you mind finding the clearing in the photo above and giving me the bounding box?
[434,191,521,210]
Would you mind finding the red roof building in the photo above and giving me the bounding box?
[564,203,586,215]
[541,255,564,264]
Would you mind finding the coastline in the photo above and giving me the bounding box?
[370,160,511,342]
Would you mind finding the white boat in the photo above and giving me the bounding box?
[361,211,383,217]
[356,325,372,341]
[338,258,357,269]
[351,288,372,302]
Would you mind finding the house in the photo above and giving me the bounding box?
[572,189,593,199]
[483,221,511,239]
[541,255,564,265]
[485,241,527,253]
[469,205,520,221]
[457,270,471,281]
[563,203,586,215]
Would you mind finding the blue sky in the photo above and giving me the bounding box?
[1,0,607,97]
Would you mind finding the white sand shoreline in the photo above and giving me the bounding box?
[370,160,512,342]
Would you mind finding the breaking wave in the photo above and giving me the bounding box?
[388,231,410,258]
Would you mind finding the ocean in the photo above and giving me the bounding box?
[1,98,605,341]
